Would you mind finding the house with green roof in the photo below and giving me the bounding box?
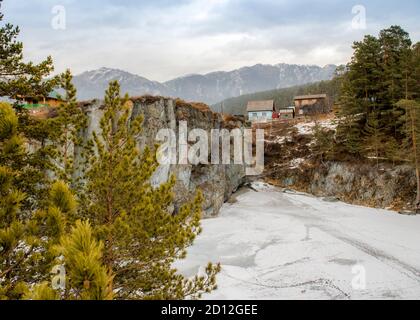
[17,91,62,109]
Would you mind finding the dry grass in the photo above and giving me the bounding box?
[190,102,212,113]
[175,99,213,114]
[130,95,165,105]
[27,105,65,119]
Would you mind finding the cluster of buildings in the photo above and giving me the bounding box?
[246,94,329,122]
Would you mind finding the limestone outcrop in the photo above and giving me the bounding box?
[76,97,246,217]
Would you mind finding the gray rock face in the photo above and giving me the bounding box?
[274,161,416,211]
[77,97,246,217]
[308,162,417,210]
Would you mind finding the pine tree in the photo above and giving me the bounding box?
[363,110,386,167]
[58,220,113,300]
[50,70,87,186]
[396,100,420,213]
[0,5,112,299]
[25,220,113,301]
[0,103,66,299]
[312,123,335,163]
[336,26,418,164]
[337,35,383,158]
[1,102,110,300]
[24,282,60,300]
[80,81,220,300]
[5,105,57,211]
[0,0,57,99]
[37,220,114,300]
[412,43,420,101]
[0,103,27,299]
[379,26,412,140]
[379,26,412,103]
[336,76,364,157]
[0,2,61,211]
[383,136,401,165]
[349,35,382,106]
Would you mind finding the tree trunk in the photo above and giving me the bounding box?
[410,105,420,213]
[416,167,420,213]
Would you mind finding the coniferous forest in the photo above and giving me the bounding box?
[314,26,420,211]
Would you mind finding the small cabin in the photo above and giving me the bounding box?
[294,94,329,116]
[277,106,295,120]
[247,100,276,122]
[17,92,62,109]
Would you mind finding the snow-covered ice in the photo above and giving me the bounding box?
[176,182,420,300]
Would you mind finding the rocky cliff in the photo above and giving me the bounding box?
[263,120,417,213]
[76,96,246,217]
[271,162,417,212]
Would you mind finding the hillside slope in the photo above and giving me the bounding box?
[165,64,337,104]
[212,78,341,115]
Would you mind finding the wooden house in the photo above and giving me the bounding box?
[247,100,276,122]
[294,94,329,116]
[17,92,62,109]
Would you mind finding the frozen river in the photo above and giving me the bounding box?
[176,182,420,300]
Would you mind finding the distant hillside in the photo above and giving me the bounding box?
[211,78,342,115]
[73,64,337,104]
[164,64,337,104]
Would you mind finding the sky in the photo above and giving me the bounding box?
[2,0,420,82]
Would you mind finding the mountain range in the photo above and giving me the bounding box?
[73,63,337,105]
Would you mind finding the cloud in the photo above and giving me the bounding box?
[2,0,420,81]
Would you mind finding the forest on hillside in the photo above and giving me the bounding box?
[311,26,420,211]
[213,78,342,115]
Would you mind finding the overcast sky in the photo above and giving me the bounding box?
[2,0,420,81]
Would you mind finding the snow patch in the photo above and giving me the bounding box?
[250,181,277,191]
[294,119,338,135]
[289,158,305,169]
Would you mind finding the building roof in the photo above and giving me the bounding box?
[16,91,62,101]
[246,100,275,112]
[47,91,61,100]
[294,94,327,100]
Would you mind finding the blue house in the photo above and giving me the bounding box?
[247,100,276,122]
